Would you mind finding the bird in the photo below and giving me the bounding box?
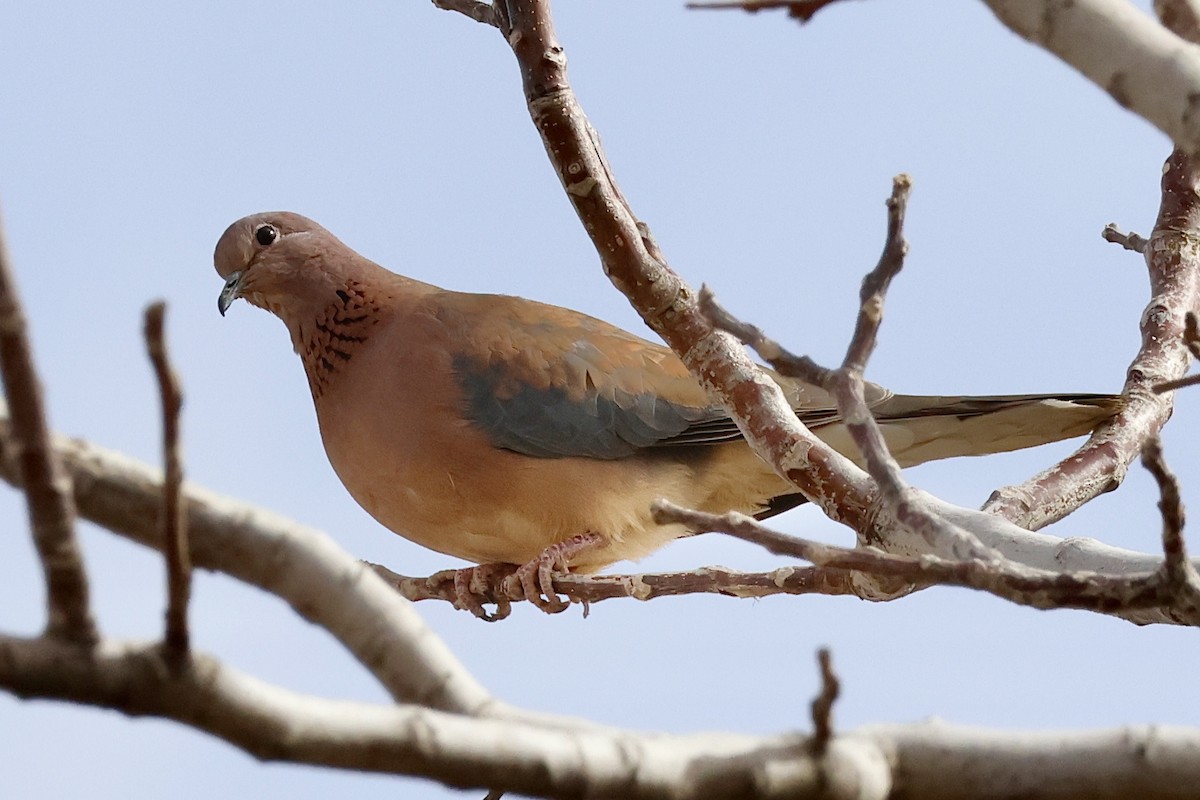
[214,211,1120,619]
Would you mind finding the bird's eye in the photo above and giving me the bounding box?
[254,224,278,247]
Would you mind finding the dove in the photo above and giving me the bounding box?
[215,211,1118,618]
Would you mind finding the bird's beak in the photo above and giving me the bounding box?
[218,271,244,317]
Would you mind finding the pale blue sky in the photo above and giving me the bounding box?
[2,2,1195,798]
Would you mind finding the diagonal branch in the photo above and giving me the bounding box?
[490,0,876,528]
[0,405,492,713]
[985,0,1200,151]
[983,6,1200,529]
[0,210,96,644]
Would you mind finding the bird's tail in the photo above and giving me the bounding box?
[861,392,1122,468]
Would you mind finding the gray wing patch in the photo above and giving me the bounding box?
[455,356,721,459]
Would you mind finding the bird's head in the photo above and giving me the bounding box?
[214,211,351,321]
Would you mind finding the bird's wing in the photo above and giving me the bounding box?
[433,292,1119,463]
[441,292,722,459]
[436,291,890,459]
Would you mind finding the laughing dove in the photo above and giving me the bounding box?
[214,211,1119,617]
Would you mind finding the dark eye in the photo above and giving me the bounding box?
[254,224,278,247]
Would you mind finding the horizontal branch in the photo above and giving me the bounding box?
[368,562,858,607]
[0,634,876,800]
[655,501,1200,624]
[4,633,1199,800]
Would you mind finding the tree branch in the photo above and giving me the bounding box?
[985,0,1200,152]
[0,634,885,800]
[685,0,851,22]
[431,0,498,26]
[1141,437,1200,609]
[4,632,1199,799]
[367,561,858,606]
[144,301,191,664]
[653,500,1200,623]
[491,0,877,528]
[983,8,1200,528]
[0,209,96,644]
[809,648,839,756]
[1102,223,1149,254]
[0,406,492,713]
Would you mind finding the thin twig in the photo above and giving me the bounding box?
[810,648,839,756]
[1141,437,1200,608]
[367,561,856,608]
[0,209,96,644]
[827,177,997,561]
[698,285,832,385]
[841,175,911,373]
[1102,223,1149,253]
[705,178,994,562]
[685,0,850,22]
[144,301,190,665]
[1154,312,1200,392]
[432,0,498,26]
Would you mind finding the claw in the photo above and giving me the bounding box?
[452,564,514,622]
[502,532,602,615]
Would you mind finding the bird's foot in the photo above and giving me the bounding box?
[503,532,602,615]
[452,563,516,622]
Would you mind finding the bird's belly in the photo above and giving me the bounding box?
[315,391,704,567]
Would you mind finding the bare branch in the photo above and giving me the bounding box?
[492,0,876,528]
[0,634,888,800]
[0,210,96,644]
[4,634,1200,799]
[1141,438,1200,610]
[985,0,1200,152]
[1155,312,1200,391]
[810,648,839,756]
[841,175,911,374]
[0,411,493,713]
[1102,223,1149,253]
[982,1,1200,526]
[822,177,1001,561]
[1155,0,1200,43]
[984,149,1200,528]
[864,719,1200,800]
[685,0,850,22]
[653,500,1200,622]
[367,561,857,607]
[432,0,498,27]
[704,177,995,563]
[143,301,191,665]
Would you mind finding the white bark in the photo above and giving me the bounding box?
[986,0,1200,149]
